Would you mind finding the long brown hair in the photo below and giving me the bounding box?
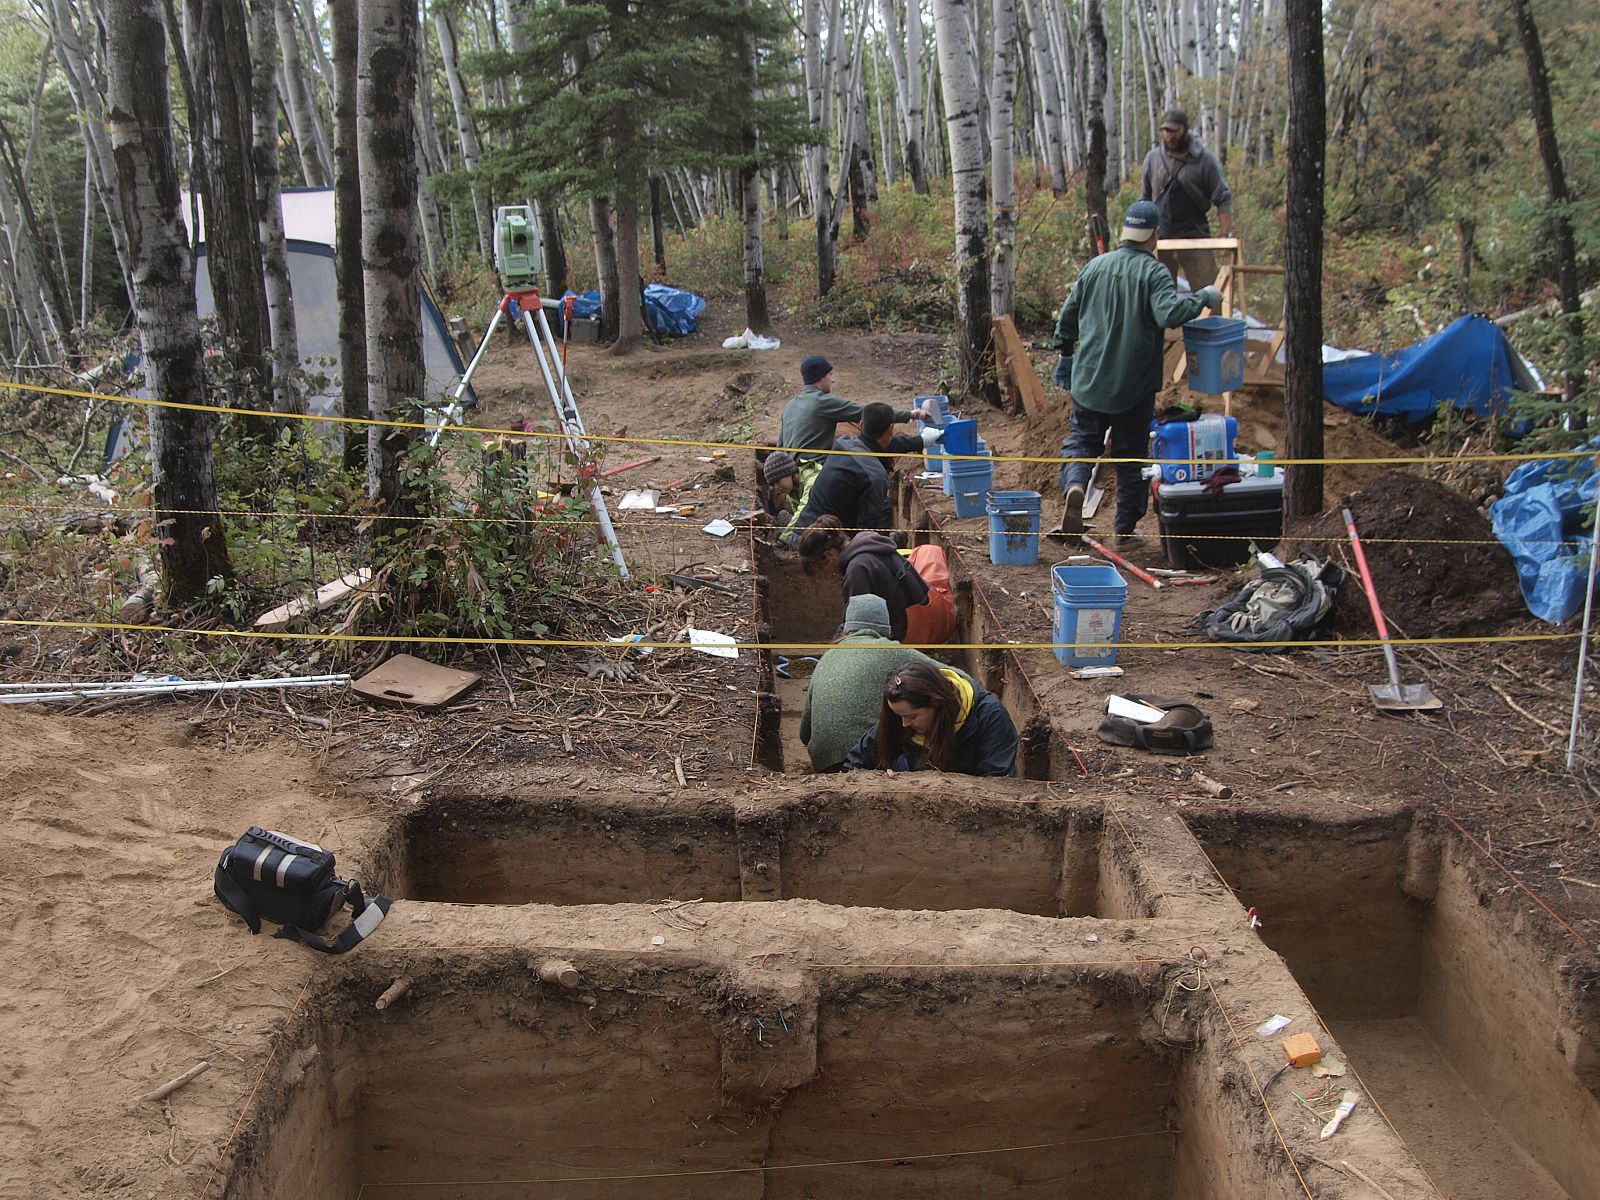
[797,515,849,576]
[876,661,959,771]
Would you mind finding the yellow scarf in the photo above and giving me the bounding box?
[910,669,975,746]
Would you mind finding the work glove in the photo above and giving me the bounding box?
[919,424,946,448]
[1054,355,1074,391]
[1196,286,1223,311]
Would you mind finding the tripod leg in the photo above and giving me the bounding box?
[428,305,505,447]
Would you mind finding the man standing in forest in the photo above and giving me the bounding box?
[1052,201,1220,544]
[1140,108,1234,291]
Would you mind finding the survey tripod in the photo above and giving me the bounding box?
[436,289,629,580]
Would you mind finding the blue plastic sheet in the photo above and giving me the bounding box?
[1490,437,1599,623]
[565,290,602,320]
[1323,314,1532,424]
[643,284,707,336]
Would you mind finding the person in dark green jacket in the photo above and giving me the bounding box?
[1051,200,1221,545]
[778,355,929,465]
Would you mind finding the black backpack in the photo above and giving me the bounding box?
[214,827,391,954]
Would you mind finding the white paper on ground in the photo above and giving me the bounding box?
[702,518,735,537]
[1255,1014,1293,1038]
[618,489,660,510]
[1105,694,1168,724]
[687,628,738,658]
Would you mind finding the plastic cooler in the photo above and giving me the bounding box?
[986,490,1042,565]
[1052,563,1128,666]
[1182,316,1247,393]
[1155,473,1284,570]
[1152,414,1238,484]
[948,453,994,518]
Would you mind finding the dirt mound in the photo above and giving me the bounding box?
[1279,472,1524,637]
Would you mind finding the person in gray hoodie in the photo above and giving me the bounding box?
[799,594,957,773]
[1139,107,1234,291]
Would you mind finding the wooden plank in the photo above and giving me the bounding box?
[1154,237,1242,252]
[253,568,374,632]
[990,314,1053,421]
[1232,265,1285,275]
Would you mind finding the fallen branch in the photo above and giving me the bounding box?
[374,976,413,1011]
[142,1061,211,1103]
[1488,682,1565,739]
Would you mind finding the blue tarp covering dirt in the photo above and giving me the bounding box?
[1323,314,1536,424]
[560,286,708,336]
[1491,439,1598,623]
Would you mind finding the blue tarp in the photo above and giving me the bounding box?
[643,284,707,336]
[558,285,708,336]
[1490,438,1599,623]
[1323,314,1534,424]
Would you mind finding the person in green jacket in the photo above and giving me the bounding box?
[1052,199,1221,545]
[798,593,957,773]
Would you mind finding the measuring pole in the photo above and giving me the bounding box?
[1566,460,1600,769]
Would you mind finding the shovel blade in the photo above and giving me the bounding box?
[1082,485,1105,520]
[1368,682,1443,712]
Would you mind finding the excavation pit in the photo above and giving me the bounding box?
[1187,808,1600,1200]
[394,787,1131,918]
[220,942,1306,1200]
[754,534,1070,778]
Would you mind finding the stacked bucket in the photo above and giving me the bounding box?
[1051,563,1128,666]
[941,419,994,517]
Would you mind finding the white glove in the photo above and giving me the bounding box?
[1196,286,1223,310]
[919,424,945,448]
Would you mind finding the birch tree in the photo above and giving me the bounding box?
[932,0,998,405]
[249,0,302,414]
[433,6,493,258]
[274,0,332,185]
[1083,0,1109,239]
[1283,0,1325,522]
[359,0,423,522]
[1019,0,1065,194]
[330,0,367,472]
[739,0,770,333]
[107,0,230,602]
[802,0,837,294]
[988,0,1017,316]
[876,0,929,192]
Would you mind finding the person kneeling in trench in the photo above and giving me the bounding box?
[800,594,966,774]
[798,516,956,645]
[843,660,1017,777]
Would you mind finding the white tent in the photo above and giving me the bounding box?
[182,187,473,417]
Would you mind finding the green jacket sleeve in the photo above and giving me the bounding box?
[1052,287,1081,354]
[1144,258,1207,329]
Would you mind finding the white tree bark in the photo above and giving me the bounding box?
[249,0,303,413]
[801,0,836,293]
[107,0,229,600]
[358,0,422,519]
[432,7,492,257]
[1018,0,1066,194]
[274,0,332,185]
[988,0,1017,316]
[931,0,996,404]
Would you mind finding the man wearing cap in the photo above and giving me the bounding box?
[1140,108,1234,291]
[1051,200,1221,544]
[799,593,966,773]
[779,355,929,464]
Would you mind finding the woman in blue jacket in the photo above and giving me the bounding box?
[843,661,1017,777]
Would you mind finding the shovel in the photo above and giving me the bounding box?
[1342,507,1443,712]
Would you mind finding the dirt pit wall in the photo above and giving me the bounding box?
[1187,806,1600,1199]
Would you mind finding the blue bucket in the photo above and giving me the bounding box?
[1182,316,1247,394]
[942,418,978,456]
[948,454,994,518]
[987,490,1042,565]
[1051,563,1128,666]
[919,419,947,475]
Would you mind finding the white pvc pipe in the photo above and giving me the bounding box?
[1,675,351,705]
[1567,507,1600,770]
[0,674,351,691]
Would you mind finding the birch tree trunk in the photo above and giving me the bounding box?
[107,0,230,602]
[329,0,367,472]
[988,0,1017,317]
[433,8,493,258]
[274,0,332,185]
[358,0,423,522]
[1019,0,1066,194]
[876,0,929,192]
[193,0,273,409]
[1283,0,1325,523]
[1083,0,1109,238]
[0,169,55,360]
[932,0,998,406]
[802,0,836,294]
[739,0,770,333]
[249,0,303,414]
[39,0,133,297]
